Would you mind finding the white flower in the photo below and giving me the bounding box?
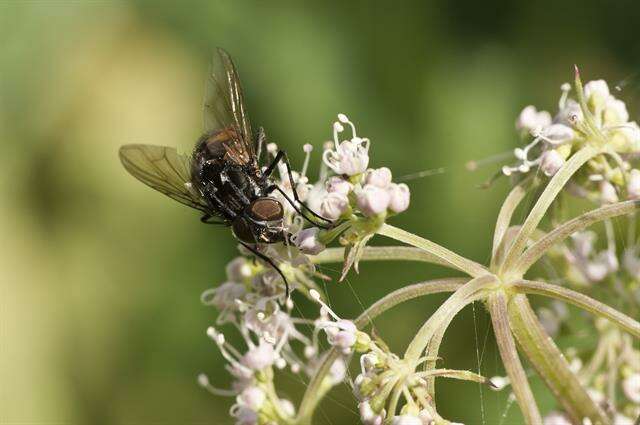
[605,97,629,125]
[320,192,349,220]
[584,79,610,106]
[516,105,552,132]
[326,176,353,195]
[599,180,619,204]
[618,121,640,148]
[540,149,565,177]
[323,114,370,176]
[391,414,423,425]
[329,358,347,385]
[226,257,252,281]
[242,341,276,371]
[387,183,411,213]
[364,167,393,188]
[359,401,385,425]
[201,282,246,323]
[292,227,325,255]
[230,405,258,425]
[237,386,266,410]
[543,411,572,425]
[543,124,574,143]
[622,372,640,403]
[556,99,583,126]
[627,169,640,200]
[357,184,391,217]
[310,289,360,354]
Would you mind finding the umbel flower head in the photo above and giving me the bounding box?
[197,113,412,424]
[503,73,640,206]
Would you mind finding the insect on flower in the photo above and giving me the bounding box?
[119,48,331,298]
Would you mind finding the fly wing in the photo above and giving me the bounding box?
[119,144,211,214]
[202,48,256,167]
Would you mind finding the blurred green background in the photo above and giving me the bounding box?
[2,1,639,424]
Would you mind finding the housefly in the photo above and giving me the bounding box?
[119,48,330,298]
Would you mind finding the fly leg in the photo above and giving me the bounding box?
[239,241,291,300]
[263,150,333,228]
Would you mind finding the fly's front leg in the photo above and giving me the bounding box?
[263,150,333,227]
[239,241,291,301]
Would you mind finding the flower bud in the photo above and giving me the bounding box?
[516,105,551,132]
[540,149,565,177]
[357,184,390,217]
[544,123,574,143]
[584,79,610,108]
[359,401,385,425]
[238,386,266,410]
[326,176,353,195]
[241,341,276,371]
[387,183,411,213]
[292,227,325,255]
[599,180,619,204]
[323,139,370,176]
[364,167,393,188]
[320,192,349,220]
[604,97,629,125]
[226,257,252,281]
[329,319,357,350]
[231,406,258,425]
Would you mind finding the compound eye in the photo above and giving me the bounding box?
[249,198,284,222]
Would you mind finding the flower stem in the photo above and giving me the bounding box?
[492,182,529,268]
[512,279,640,338]
[508,294,610,424]
[403,275,496,363]
[309,246,461,269]
[294,277,466,424]
[500,145,600,274]
[513,200,640,275]
[377,223,488,277]
[487,291,542,425]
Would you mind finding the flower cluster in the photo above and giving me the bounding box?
[198,114,412,424]
[308,289,489,425]
[504,78,640,206]
[318,114,410,222]
[198,254,347,424]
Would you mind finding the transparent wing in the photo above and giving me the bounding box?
[119,144,210,213]
[202,48,255,166]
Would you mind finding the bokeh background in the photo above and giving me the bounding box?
[2,1,639,424]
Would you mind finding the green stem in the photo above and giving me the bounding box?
[294,277,466,424]
[508,294,610,424]
[403,275,496,362]
[377,223,488,277]
[500,146,600,274]
[512,279,640,338]
[513,200,640,275]
[487,291,542,425]
[492,182,529,267]
[309,246,459,269]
